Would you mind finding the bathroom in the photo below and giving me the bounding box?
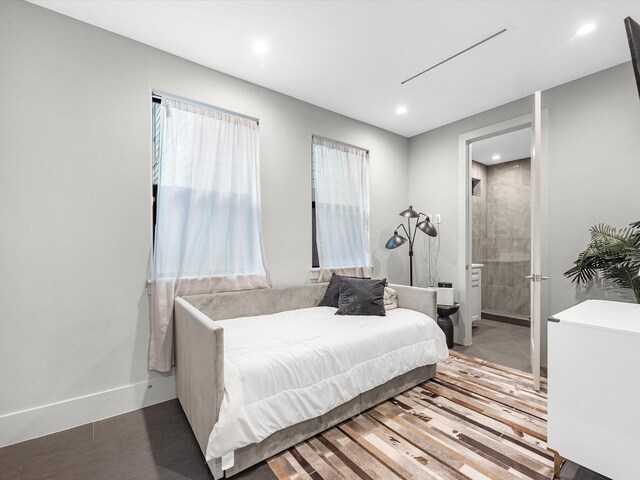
[468,128,533,368]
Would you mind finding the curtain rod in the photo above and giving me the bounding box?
[312,134,370,154]
[152,91,260,124]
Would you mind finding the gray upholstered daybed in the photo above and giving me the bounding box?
[174,283,444,479]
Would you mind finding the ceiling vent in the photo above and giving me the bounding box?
[401,28,508,85]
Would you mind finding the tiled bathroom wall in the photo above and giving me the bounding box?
[471,161,487,264]
[472,158,531,320]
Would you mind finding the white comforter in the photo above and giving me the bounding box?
[206,306,448,467]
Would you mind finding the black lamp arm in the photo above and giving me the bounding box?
[410,212,426,245]
[395,223,410,241]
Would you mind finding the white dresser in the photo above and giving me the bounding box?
[548,300,640,479]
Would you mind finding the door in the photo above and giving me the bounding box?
[528,91,546,391]
[459,107,547,373]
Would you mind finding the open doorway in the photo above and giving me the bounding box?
[472,129,532,325]
[455,98,547,389]
[458,128,533,372]
[454,101,547,394]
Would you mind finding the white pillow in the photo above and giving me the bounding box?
[383,287,398,311]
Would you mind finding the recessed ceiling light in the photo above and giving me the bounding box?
[576,24,596,36]
[492,154,501,160]
[252,40,268,55]
[396,106,408,115]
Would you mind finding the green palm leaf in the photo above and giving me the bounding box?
[564,221,640,303]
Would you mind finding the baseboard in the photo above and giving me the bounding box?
[482,310,530,327]
[0,374,176,448]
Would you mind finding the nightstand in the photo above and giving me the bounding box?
[437,303,459,348]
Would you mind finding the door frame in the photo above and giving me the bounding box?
[456,110,549,355]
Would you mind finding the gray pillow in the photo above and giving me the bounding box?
[318,273,371,308]
[335,278,386,316]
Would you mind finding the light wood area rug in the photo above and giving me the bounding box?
[268,351,553,480]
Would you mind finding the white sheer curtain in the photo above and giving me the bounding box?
[312,136,371,282]
[149,98,270,372]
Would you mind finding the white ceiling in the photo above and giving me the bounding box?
[29,1,640,137]
[472,128,531,165]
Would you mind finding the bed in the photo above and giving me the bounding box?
[174,282,447,479]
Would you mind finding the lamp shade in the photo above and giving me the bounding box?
[385,231,407,249]
[417,218,438,237]
[399,205,419,218]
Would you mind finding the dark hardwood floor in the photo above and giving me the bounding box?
[0,322,609,479]
[0,399,277,480]
[0,400,216,480]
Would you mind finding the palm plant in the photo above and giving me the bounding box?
[564,221,640,303]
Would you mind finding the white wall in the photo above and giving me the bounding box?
[0,0,410,445]
[408,62,640,365]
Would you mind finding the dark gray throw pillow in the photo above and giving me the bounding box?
[317,273,371,308]
[335,277,386,316]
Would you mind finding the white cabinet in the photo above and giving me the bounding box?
[469,264,483,324]
[548,300,640,479]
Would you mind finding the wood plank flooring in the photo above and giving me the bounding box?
[268,352,554,480]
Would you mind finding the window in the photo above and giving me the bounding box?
[149,93,270,372]
[151,95,267,278]
[152,99,163,245]
[311,136,370,277]
[311,154,319,268]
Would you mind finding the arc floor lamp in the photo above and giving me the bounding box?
[385,205,437,286]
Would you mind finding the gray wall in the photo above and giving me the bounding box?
[409,62,640,364]
[409,97,534,290]
[544,65,640,309]
[0,0,409,436]
[471,161,488,264]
